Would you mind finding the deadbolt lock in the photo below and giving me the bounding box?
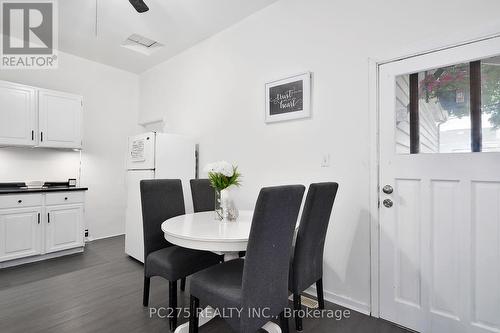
[382,185,394,194]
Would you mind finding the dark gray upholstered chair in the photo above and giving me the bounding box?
[190,179,215,213]
[188,185,305,333]
[140,179,221,331]
[289,182,339,331]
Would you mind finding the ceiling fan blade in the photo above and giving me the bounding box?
[129,0,149,13]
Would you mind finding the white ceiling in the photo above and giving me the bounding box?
[58,0,278,73]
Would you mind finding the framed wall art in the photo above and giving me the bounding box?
[265,72,311,123]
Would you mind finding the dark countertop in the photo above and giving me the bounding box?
[0,187,88,195]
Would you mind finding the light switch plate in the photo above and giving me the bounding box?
[321,154,330,167]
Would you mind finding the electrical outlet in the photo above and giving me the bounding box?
[321,154,330,167]
[84,229,89,237]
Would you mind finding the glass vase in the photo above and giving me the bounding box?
[214,189,223,220]
[214,187,239,222]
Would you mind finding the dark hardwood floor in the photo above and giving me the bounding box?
[0,236,409,333]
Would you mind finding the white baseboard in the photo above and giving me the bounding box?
[0,247,84,269]
[304,286,371,316]
[86,232,125,242]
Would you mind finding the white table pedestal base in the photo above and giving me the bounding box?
[173,305,282,333]
[261,321,283,333]
[174,306,215,333]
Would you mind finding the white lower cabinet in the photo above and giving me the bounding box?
[0,191,85,266]
[45,204,84,253]
[0,207,42,262]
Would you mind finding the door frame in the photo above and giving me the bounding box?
[368,29,500,318]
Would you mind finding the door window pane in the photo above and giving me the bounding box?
[420,63,471,153]
[395,75,411,154]
[394,55,500,153]
[481,56,500,152]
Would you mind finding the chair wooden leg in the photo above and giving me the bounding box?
[279,311,289,333]
[180,277,186,292]
[169,280,178,331]
[293,292,303,331]
[143,276,150,307]
[189,295,200,333]
[316,278,325,310]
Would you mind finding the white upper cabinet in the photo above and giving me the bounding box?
[0,81,37,146]
[38,89,83,149]
[0,80,83,149]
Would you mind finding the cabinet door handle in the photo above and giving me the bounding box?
[18,199,22,203]
[32,130,34,141]
[64,197,68,200]
[47,212,50,223]
[40,132,43,142]
[38,213,40,224]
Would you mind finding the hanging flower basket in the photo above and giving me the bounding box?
[420,65,469,117]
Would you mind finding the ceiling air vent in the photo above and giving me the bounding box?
[121,34,163,55]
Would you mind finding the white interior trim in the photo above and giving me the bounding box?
[0,247,84,269]
[377,32,500,66]
[368,57,380,317]
[304,285,371,316]
[86,232,125,242]
[138,117,166,127]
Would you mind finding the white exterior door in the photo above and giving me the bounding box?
[38,89,82,149]
[0,208,42,262]
[0,81,37,146]
[45,205,84,253]
[379,37,500,333]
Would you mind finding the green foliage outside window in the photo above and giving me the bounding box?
[419,62,500,129]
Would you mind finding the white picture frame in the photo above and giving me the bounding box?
[265,72,311,123]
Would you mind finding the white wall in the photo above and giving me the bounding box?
[0,51,140,239]
[139,0,500,313]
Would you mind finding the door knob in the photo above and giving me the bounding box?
[383,199,393,208]
[382,185,393,194]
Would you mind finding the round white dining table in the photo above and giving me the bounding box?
[161,210,282,333]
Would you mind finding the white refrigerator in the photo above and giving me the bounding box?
[125,132,195,262]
